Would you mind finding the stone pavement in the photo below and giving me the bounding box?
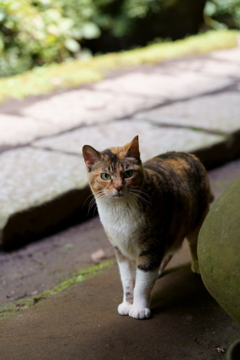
[0,47,240,250]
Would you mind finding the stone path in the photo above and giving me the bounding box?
[0,47,240,250]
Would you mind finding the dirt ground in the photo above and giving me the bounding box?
[0,158,240,308]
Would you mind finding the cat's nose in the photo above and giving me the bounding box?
[114,184,123,192]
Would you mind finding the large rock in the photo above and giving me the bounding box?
[198,177,240,324]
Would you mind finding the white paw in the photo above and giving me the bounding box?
[129,306,151,319]
[191,260,200,274]
[118,302,133,316]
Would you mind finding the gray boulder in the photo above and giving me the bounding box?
[198,177,240,325]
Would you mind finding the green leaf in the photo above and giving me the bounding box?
[45,8,61,22]
[82,22,101,39]
[0,12,5,22]
[64,38,81,52]
[71,27,83,40]
[204,1,217,16]
[0,35,4,52]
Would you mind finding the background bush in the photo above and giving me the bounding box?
[87,0,207,52]
[0,0,100,77]
[204,0,240,29]
[0,0,239,78]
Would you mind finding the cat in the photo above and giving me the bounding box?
[82,136,213,320]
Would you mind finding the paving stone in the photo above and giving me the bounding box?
[33,120,226,164]
[209,47,240,63]
[93,71,233,101]
[134,92,240,134]
[0,147,90,249]
[134,92,240,160]
[166,56,240,78]
[22,89,157,128]
[0,114,60,151]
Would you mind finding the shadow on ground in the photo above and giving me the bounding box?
[1,262,239,360]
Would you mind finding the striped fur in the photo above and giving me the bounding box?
[82,136,213,319]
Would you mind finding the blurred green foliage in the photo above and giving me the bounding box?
[204,0,240,29]
[0,0,100,77]
[0,0,239,78]
[93,0,240,37]
[93,0,164,38]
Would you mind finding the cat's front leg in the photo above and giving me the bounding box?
[115,248,136,316]
[129,268,158,320]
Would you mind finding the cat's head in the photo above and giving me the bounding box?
[82,136,144,200]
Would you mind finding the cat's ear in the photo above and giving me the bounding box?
[125,135,140,160]
[82,145,101,170]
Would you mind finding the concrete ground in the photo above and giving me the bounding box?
[1,263,240,360]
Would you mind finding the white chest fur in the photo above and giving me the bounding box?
[96,197,144,260]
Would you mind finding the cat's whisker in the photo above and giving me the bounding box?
[130,192,147,213]
[86,198,97,217]
[131,188,152,203]
[132,191,152,208]
[84,190,106,217]
[82,192,95,209]
[86,190,104,216]
[130,189,152,212]
[129,193,142,211]
[137,194,150,212]
[92,205,98,217]
[133,185,151,199]
[91,192,106,217]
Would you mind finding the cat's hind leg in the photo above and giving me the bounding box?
[186,230,200,274]
[187,207,210,275]
[158,253,173,278]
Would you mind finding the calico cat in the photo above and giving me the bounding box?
[82,136,213,320]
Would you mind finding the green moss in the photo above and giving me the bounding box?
[0,258,115,321]
[0,29,239,103]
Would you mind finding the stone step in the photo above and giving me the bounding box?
[0,147,90,250]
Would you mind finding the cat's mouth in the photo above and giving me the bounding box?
[113,193,125,198]
[112,192,125,198]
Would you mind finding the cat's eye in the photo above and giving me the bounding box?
[123,170,133,178]
[101,173,111,180]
